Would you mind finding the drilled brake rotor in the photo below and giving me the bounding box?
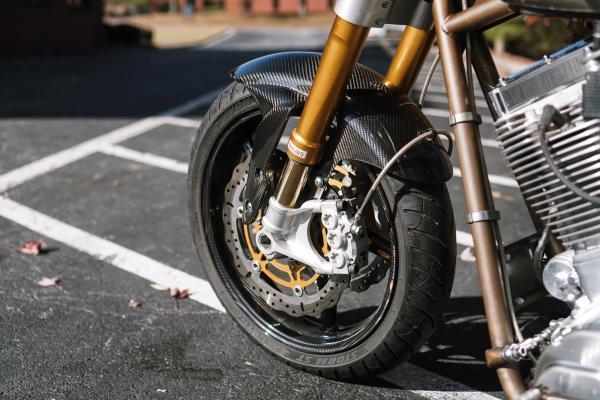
[222,153,348,317]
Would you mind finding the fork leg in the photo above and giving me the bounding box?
[275,16,369,207]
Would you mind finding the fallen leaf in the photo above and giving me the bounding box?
[170,288,190,311]
[150,283,169,291]
[157,389,167,393]
[16,239,43,255]
[37,277,62,289]
[170,288,189,299]
[459,247,477,263]
[128,299,141,309]
[492,190,514,202]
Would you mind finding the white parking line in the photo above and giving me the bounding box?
[457,230,474,248]
[438,133,499,149]
[100,145,189,174]
[0,196,225,312]
[197,28,237,49]
[453,167,518,188]
[0,87,222,193]
[163,116,202,128]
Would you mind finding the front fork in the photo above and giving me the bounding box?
[275,16,434,207]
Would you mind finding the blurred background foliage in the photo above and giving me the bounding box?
[485,16,592,60]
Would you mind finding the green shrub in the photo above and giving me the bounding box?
[485,16,591,60]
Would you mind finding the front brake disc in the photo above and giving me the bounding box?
[222,153,348,317]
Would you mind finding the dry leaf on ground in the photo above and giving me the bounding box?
[459,247,477,263]
[150,283,169,291]
[37,277,62,289]
[16,239,43,255]
[128,299,141,308]
[170,288,190,311]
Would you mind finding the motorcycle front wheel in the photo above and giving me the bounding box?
[188,82,456,380]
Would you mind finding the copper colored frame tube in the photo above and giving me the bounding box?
[384,26,435,96]
[444,0,516,34]
[433,0,526,398]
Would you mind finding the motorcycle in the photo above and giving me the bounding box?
[187,1,600,399]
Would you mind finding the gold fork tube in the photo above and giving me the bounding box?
[384,26,435,96]
[276,16,369,207]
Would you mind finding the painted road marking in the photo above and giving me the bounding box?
[100,145,189,174]
[452,167,518,188]
[0,196,225,312]
[0,87,221,193]
[438,133,500,149]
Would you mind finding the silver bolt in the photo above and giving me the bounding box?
[329,251,346,269]
[293,285,303,297]
[237,206,244,217]
[321,213,337,229]
[351,225,364,236]
[252,261,261,272]
[314,176,325,188]
[514,297,525,307]
[327,231,345,249]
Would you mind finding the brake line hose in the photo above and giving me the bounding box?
[354,129,452,222]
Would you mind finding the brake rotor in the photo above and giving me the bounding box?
[222,153,348,317]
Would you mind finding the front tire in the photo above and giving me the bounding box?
[188,82,456,379]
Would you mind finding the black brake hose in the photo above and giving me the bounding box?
[538,104,600,206]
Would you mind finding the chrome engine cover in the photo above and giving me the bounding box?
[491,41,600,249]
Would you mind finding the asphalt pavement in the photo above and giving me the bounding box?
[0,27,552,399]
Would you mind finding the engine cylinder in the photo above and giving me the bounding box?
[491,41,600,249]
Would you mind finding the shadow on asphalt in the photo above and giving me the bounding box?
[357,296,569,392]
[0,45,389,118]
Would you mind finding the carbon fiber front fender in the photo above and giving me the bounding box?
[231,51,453,223]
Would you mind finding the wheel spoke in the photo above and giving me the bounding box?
[320,304,338,332]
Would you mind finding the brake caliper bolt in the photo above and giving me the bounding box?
[329,251,346,269]
[314,176,325,188]
[321,213,337,230]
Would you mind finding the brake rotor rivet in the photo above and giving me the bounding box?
[252,261,261,272]
[237,206,244,217]
[293,285,303,297]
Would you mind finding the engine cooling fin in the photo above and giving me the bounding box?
[491,41,600,249]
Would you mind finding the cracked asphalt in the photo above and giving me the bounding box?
[0,27,566,399]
